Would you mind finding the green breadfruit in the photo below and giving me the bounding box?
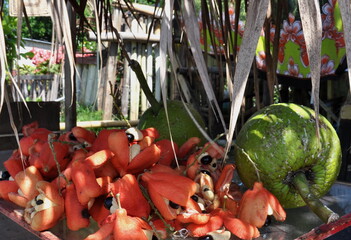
[234,103,341,223]
[138,100,206,146]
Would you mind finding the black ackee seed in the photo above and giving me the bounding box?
[191,195,198,202]
[264,215,272,226]
[104,196,113,209]
[198,235,214,240]
[36,199,44,205]
[211,163,217,168]
[203,187,210,192]
[69,132,77,141]
[126,133,134,142]
[200,170,211,176]
[0,171,10,180]
[81,208,90,219]
[152,235,158,240]
[200,155,212,165]
[169,200,180,209]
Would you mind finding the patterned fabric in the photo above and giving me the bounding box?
[198,0,346,79]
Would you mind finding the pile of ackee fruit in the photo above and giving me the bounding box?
[0,122,286,240]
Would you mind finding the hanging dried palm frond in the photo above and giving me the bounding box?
[0,14,7,112]
[339,0,351,94]
[156,0,179,166]
[0,1,26,159]
[182,0,226,132]
[199,0,237,99]
[13,1,31,107]
[91,0,104,105]
[224,0,269,157]
[47,0,77,107]
[1,0,28,111]
[264,2,275,104]
[297,0,322,137]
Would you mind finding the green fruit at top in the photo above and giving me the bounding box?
[234,103,341,208]
[138,100,206,147]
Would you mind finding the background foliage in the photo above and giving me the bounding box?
[21,17,52,42]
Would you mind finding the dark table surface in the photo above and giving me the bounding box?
[257,181,351,240]
[0,212,41,240]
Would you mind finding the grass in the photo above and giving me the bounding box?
[60,104,103,122]
[60,104,104,133]
[76,105,103,122]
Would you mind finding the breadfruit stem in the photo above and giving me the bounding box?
[291,172,339,224]
[129,59,161,114]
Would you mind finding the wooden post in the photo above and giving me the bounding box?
[154,42,161,102]
[121,15,132,118]
[102,45,118,120]
[145,17,154,111]
[140,16,148,113]
[50,74,59,101]
[129,18,141,120]
[154,18,161,102]
[102,4,121,120]
[121,43,131,117]
[96,7,107,112]
[64,2,77,131]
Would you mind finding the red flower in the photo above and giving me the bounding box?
[280,13,302,44]
[279,13,305,64]
[285,57,303,78]
[256,51,266,71]
[321,55,335,76]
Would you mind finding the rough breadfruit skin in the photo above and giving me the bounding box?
[234,103,341,208]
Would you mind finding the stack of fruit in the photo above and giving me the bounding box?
[0,120,286,240]
[0,103,342,239]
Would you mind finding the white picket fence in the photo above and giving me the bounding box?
[83,4,162,121]
[121,20,161,120]
[12,4,163,122]
[10,74,62,102]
